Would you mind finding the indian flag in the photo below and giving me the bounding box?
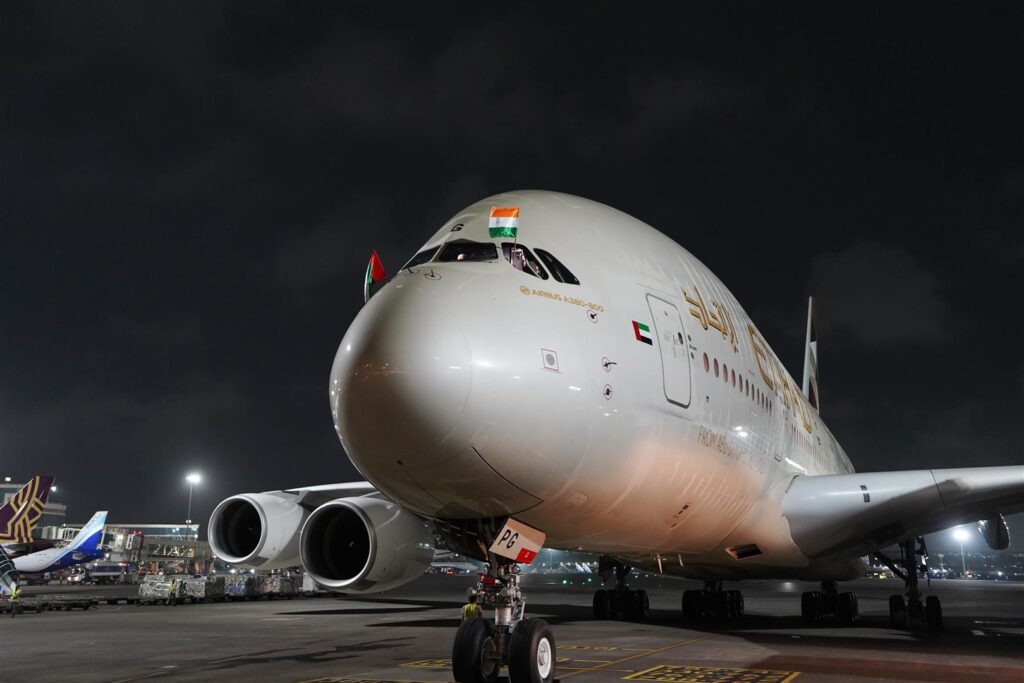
[633,321,653,345]
[488,207,519,238]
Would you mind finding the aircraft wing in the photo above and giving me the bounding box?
[275,481,380,509]
[782,466,1024,559]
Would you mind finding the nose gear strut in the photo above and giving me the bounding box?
[452,552,557,683]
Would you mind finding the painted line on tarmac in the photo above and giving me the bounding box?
[558,634,715,680]
[624,663,800,683]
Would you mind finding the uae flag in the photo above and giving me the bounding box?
[488,207,519,238]
[633,321,653,345]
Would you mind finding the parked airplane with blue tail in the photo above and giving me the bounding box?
[14,511,107,574]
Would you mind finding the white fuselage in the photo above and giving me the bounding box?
[331,191,861,581]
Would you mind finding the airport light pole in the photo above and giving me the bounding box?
[953,528,969,576]
[185,473,202,574]
[185,473,201,524]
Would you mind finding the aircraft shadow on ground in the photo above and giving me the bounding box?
[297,596,1024,657]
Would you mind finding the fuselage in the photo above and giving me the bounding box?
[331,191,860,580]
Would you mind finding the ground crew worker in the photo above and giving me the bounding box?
[10,584,22,618]
[461,593,483,622]
[167,578,178,606]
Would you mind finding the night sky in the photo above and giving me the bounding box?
[2,4,1021,552]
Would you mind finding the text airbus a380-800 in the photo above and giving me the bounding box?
[208,191,1022,683]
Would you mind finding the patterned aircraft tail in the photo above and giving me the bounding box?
[0,475,55,544]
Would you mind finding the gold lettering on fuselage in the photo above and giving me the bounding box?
[519,286,605,313]
[682,286,737,352]
[747,324,813,434]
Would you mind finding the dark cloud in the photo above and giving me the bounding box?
[809,241,951,345]
[1,3,1021,531]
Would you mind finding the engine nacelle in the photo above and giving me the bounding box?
[978,514,1011,551]
[208,493,308,569]
[300,496,434,594]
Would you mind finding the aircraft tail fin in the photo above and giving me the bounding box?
[802,297,820,414]
[0,475,55,544]
[69,511,107,552]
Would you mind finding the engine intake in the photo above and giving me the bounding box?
[208,493,307,569]
[300,496,434,593]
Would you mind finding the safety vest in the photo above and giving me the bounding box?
[461,602,480,621]
[11,588,22,602]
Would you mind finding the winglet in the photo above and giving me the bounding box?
[364,251,388,303]
[802,297,820,414]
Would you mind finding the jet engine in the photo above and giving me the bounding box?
[208,493,307,569]
[978,514,1011,551]
[300,496,434,593]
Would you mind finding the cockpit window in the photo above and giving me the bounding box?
[401,246,439,270]
[502,243,548,280]
[436,239,498,263]
[534,249,580,285]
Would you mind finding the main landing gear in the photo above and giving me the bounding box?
[452,554,556,683]
[592,557,650,621]
[800,581,859,625]
[681,580,745,621]
[873,536,943,631]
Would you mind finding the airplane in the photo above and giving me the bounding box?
[14,511,107,574]
[0,475,56,557]
[208,191,1023,683]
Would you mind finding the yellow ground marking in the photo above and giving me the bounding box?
[296,679,440,683]
[562,645,655,652]
[558,635,715,680]
[399,659,450,669]
[624,664,801,683]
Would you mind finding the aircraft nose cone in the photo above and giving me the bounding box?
[330,283,471,470]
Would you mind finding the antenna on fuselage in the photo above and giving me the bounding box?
[802,296,820,414]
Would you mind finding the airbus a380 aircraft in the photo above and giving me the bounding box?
[210,191,1023,683]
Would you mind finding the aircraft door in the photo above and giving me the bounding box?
[646,295,691,408]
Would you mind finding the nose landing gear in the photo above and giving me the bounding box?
[452,554,556,683]
[592,557,650,620]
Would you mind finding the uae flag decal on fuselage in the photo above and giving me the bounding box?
[633,321,653,345]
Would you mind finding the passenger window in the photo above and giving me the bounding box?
[437,240,498,263]
[534,249,580,285]
[501,243,549,279]
[401,246,439,270]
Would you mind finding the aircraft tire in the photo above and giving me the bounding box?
[925,595,943,631]
[592,590,608,619]
[727,590,744,619]
[682,589,701,619]
[800,591,821,624]
[837,592,858,625]
[632,589,650,620]
[888,595,907,629]
[508,618,556,683]
[452,618,499,683]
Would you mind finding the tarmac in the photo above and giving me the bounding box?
[4,575,1023,683]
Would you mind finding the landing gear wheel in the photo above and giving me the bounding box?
[726,590,744,619]
[888,595,907,629]
[452,618,499,683]
[632,589,650,620]
[682,589,701,619]
[592,589,608,620]
[801,591,821,624]
[925,595,943,631]
[837,592,859,625]
[508,618,556,683]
